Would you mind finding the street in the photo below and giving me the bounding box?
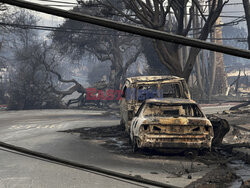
[0,0,249,187]
[0,107,230,188]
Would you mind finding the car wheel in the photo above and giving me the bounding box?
[120,119,125,130]
[199,148,210,155]
[128,136,132,145]
[184,150,198,159]
[132,138,138,153]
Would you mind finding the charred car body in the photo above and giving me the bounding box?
[120,76,190,132]
[130,98,214,152]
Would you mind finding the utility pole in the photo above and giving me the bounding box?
[183,5,188,65]
[213,17,228,95]
[208,0,216,101]
[193,5,204,97]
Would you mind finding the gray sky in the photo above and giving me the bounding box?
[11,0,247,30]
[221,0,246,29]
[26,0,74,26]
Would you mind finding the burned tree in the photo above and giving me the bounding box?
[42,58,86,107]
[103,0,228,81]
[52,0,142,90]
[4,10,86,109]
[8,43,63,109]
[6,11,59,109]
[9,41,87,109]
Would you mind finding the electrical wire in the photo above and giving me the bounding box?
[0,141,178,188]
[43,4,76,7]
[0,147,148,188]
[0,22,247,41]
[33,0,246,15]
[36,0,77,5]
[27,0,247,19]
[2,0,250,60]
[0,22,132,36]
[37,0,244,6]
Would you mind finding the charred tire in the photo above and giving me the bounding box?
[199,148,210,156]
[120,119,125,131]
[184,150,198,159]
[132,138,139,153]
[128,136,132,145]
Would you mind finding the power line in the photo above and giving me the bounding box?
[37,0,244,7]
[36,0,77,5]
[0,22,129,35]
[187,2,244,6]
[1,0,250,60]
[31,1,247,19]
[39,0,244,7]
[34,1,246,15]
[0,9,247,35]
[0,141,177,188]
[0,148,147,188]
[43,4,75,7]
[220,11,245,13]
[219,15,245,18]
[1,22,247,41]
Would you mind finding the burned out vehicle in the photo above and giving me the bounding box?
[120,76,191,132]
[130,98,214,152]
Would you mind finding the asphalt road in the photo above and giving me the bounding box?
[200,103,236,114]
[0,108,226,188]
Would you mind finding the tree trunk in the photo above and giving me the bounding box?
[195,55,205,98]
[193,7,205,99]
[153,40,183,77]
[118,0,226,82]
[109,57,123,90]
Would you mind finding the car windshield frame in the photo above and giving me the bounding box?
[142,102,204,118]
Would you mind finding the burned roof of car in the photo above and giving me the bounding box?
[126,76,184,84]
[145,98,197,104]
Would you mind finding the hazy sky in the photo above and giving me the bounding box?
[10,0,248,29]
[221,0,246,29]
[28,0,74,26]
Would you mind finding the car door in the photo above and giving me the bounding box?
[130,102,145,139]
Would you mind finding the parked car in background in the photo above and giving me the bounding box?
[120,76,190,132]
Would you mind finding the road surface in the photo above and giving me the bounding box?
[0,108,225,188]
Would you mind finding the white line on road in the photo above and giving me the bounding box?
[8,120,119,130]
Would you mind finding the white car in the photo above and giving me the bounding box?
[130,98,214,152]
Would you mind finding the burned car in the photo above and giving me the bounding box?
[130,98,214,152]
[120,76,191,132]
